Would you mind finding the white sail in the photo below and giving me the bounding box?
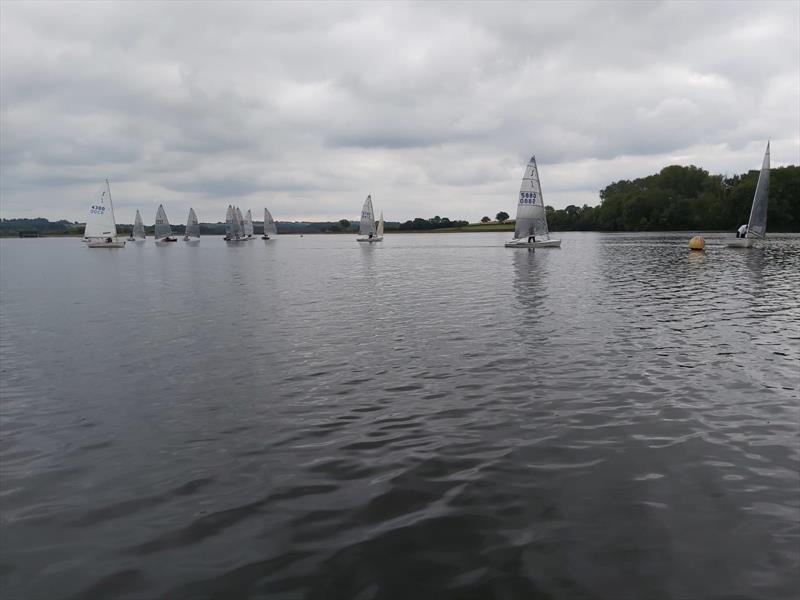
[359,195,376,236]
[264,208,277,235]
[514,156,550,240]
[377,212,384,236]
[244,210,254,237]
[235,207,245,238]
[133,210,145,239]
[746,142,770,239]
[225,205,235,239]
[185,208,199,238]
[84,180,119,240]
[154,204,173,239]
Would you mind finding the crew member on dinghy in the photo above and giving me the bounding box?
[736,224,748,238]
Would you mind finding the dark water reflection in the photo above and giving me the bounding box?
[1,232,798,600]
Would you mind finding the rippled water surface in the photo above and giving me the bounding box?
[1,232,799,600]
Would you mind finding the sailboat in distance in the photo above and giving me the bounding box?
[183,208,200,243]
[154,204,177,242]
[243,210,254,239]
[262,208,277,240]
[356,195,382,242]
[130,210,146,242]
[376,212,384,240]
[727,142,770,248]
[225,205,246,242]
[85,179,125,248]
[505,156,561,248]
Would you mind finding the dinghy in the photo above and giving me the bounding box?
[505,156,561,248]
[154,204,177,242]
[727,142,770,248]
[356,195,382,242]
[243,210,254,239]
[224,205,246,242]
[262,208,277,240]
[183,207,200,243]
[131,210,146,242]
[85,179,125,248]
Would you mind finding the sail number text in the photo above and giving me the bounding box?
[519,191,538,204]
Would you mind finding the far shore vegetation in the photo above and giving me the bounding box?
[3,164,798,237]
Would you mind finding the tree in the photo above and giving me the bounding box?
[496,211,510,223]
[480,216,490,223]
[339,219,351,229]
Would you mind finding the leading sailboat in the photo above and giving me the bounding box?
[356,195,382,242]
[262,208,277,240]
[505,156,561,248]
[85,179,125,248]
[154,204,177,242]
[183,208,200,243]
[727,142,770,248]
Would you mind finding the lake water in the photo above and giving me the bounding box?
[1,232,798,600]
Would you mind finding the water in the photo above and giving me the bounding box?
[1,232,798,600]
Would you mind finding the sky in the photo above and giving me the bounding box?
[1,1,798,224]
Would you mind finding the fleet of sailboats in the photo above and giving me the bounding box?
[85,179,125,248]
[356,195,382,242]
[183,208,200,242]
[727,142,770,248]
[505,156,561,248]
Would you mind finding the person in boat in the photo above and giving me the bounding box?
[368,233,373,239]
[736,224,748,238]
[527,235,536,244]
[105,237,112,243]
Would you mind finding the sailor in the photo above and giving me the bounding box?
[528,235,536,244]
[105,237,112,243]
[737,224,748,238]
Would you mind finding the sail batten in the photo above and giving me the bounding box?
[746,142,770,239]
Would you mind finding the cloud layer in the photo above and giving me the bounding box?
[1,1,798,223]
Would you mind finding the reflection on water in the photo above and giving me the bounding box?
[1,232,798,600]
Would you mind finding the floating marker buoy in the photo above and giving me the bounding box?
[688,236,705,251]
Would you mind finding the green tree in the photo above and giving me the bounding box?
[480,216,491,223]
[339,219,351,229]
[496,211,510,223]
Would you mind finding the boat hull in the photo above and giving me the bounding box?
[262,235,271,240]
[726,238,754,248]
[505,238,561,248]
[87,240,125,248]
[357,236,383,243]
[156,237,177,243]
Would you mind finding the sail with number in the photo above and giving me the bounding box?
[154,205,173,239]
[185,208,199,239]
[264,208,277,235]
[133,210,145,239]
[84,180,119,240]
[359,195,376,236]
[514,156,550,240]
[746,142,770,239]
[244,210,254,237]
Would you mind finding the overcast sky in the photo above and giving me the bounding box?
[1,1,798,224]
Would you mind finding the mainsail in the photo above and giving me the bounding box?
[133,210,145,239]
[235,207,245,238]
[264,208,277,235]
[84,180,118,240]
[225,205,235,239]
[244,210,254,237]
[514,156,550,240]
[359,195,376,236]
[377,212,384,236]
[746,142,770,239]
[154,204,173,239]
[185,208,199,238]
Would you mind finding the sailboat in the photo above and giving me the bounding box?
[130,210,146,242]
[727,142,770,248]
[85,179,125,248]
[262,208,277,240]
[154,204,177,242]
[356,195,382,242]
[243,210,254,239]
[224,205,246,242]
[376,212,384,240]
[505,155,561,248]
[183,208,200,243]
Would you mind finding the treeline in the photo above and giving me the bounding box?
[546,164,800,232]
[397,216,470,230]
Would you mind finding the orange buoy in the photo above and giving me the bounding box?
[688,236,705,251]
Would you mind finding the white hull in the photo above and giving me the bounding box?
[87,240,125,248]
[505,238,561,248]
[224,237,247,243]
[726,238,754,248]
[357,236,383,243]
